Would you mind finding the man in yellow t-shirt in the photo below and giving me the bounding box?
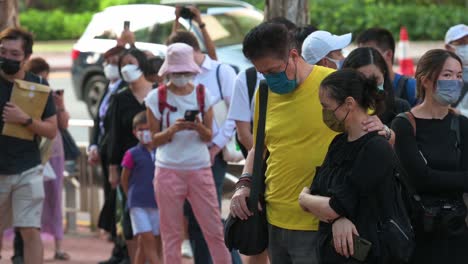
[229,22,336,263]
[229,22,389,264]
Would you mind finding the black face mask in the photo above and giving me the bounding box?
[0,57,21,75]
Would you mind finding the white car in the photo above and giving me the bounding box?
[71,0,263,117]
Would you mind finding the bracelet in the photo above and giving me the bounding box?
[237,177,251,184]
[199,23,206,29]
[383,125,392,141]
[240,172,252,178]
[57,108,65,113]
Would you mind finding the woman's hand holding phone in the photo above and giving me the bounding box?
[332,217,359,258]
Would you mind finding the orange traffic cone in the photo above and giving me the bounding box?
[398,26,415,76]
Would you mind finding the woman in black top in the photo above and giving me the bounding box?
[106,48,153,262]
[392,49,468,264]
[298,69,399,263]
[342,47,411,125]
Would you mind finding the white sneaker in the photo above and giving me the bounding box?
[181,239,194,258]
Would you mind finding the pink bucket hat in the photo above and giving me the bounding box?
[158,43,201,76]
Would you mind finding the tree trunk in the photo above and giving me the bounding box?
[265,0,309,26]
[0,0,20,32]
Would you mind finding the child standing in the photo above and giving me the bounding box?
[121,111,162,264]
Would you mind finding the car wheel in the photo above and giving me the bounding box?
[84,75,107,119]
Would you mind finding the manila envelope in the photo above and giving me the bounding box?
[2,79,51,140]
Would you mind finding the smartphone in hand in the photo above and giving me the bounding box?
[184,110,200,122]
[124,21,130,30]
[352,235,372,262]
[54,89,64,96]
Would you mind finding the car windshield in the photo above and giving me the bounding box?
[202,9,262,47]
[89,7,262,49]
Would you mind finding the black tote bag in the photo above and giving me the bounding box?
[224,81,269,255]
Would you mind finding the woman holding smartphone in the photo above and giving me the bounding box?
[145,43,231,264]
[298,69,404,263]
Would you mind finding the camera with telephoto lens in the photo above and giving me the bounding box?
[180,7,195,20]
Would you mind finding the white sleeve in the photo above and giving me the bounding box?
[144,89,161,120]
[212,64,237,148]
[227,70,252,122]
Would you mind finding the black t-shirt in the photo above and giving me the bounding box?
[0,72,56,174]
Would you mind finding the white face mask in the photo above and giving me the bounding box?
[326,57,344,69]
[170,74,194,87]
[136,130,152,144]
[454,45,468,67]
[104,64,120,81]
[121,64,143,83]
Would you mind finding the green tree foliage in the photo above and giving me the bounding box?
[20,9,93,40]
[309,0,467,40]
[98,0,160,11]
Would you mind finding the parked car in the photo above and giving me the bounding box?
[71,0,263,117]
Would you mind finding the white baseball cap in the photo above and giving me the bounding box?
[445,24,468,44]
[301,30,352,65]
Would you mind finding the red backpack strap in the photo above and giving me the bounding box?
[406,111,416,136]
[158,84,167,116]
[196,84,205,119]
[157,84,178,129]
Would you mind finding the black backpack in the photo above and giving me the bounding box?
[236,67,258,158]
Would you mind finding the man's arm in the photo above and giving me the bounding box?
[189,6,217,60]
[2,102,57,139]
[172,6,217,60]
[235,121,253,151]
[211,65,237,149]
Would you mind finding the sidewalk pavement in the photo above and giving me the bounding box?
[36,41,445,72]
[0,198,241,264]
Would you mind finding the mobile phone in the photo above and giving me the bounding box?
[352,235,372,262]
[54,89,64,95]
[124,21,130,30]
[184,110,200,122]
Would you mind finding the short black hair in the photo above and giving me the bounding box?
[243,22,295,61]
[166,31,200,51]
[146,56,164,75]
[0,27,34,57]
[295,25,318,54]
[268,17,297,31]
[118,48,149,79]
[132,111,147,129]
[356,28,396,62]
[24,57,50,75]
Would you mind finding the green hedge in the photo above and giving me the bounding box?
[309,0,467,41]
[18,2,468,41]
[20,9,93,41]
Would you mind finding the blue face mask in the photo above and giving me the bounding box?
[433,79,464,106]
[263,58,297,94]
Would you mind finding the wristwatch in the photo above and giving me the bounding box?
[22,117,33,127]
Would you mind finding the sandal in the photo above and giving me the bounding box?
[54,251,71,261]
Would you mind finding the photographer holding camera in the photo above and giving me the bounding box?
[173,5,217,61]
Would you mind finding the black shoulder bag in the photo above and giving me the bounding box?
[395,112,467,238]
[224,80,269,255]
